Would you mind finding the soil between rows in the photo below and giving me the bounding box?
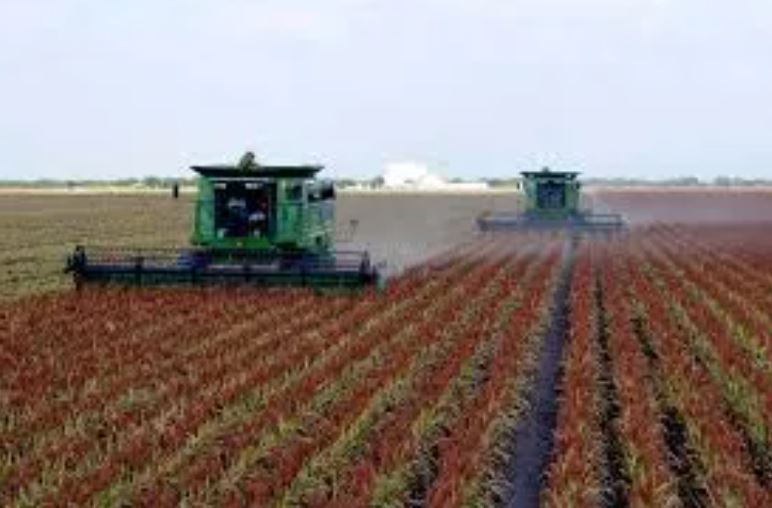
[501,235,577,507]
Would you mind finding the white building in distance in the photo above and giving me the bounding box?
[381,161,488,191]
[382,162,442,188]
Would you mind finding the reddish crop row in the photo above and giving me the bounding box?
[543,242,601,506]
[543,225,771,507]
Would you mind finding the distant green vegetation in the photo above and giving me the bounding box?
[0,176,198,189]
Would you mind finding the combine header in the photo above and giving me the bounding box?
[66,152,380,288]
[477,168,625,232]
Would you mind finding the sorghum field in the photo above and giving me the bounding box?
[1,189,771,507]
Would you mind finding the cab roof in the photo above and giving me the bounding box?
[190,151,323,179]
[190,164,323,179]
[520,167,580,180]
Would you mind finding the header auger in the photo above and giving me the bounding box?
[66,152,380,289]
[477,168,626,233]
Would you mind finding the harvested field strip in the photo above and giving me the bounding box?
[0,229,194,300]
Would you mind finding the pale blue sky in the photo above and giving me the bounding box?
[1,0,771,180]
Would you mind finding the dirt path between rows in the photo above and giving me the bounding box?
[501,235,577,507]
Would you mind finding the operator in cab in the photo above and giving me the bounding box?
[248,198,269,237]
[226,197,249,237]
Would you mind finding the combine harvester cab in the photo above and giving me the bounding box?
[477,168,626,233]
[66,152,380,289]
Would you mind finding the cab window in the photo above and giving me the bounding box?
[285,183,303,201]
[321,182,335,200]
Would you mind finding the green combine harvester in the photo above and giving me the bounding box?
[66,152,380,288]
[477,168,625,232]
